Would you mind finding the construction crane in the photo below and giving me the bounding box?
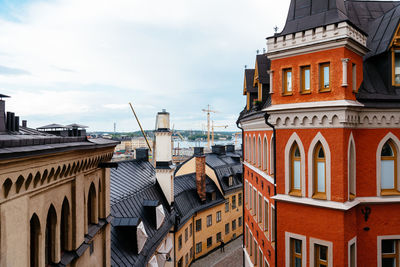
[211,121,228,146]
[234,132,242,146]
[129,102,152,152]
[201,105,218,149]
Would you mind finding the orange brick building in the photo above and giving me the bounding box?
[238,1,400,266]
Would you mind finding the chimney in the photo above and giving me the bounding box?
[212,145,226,155]
[0,100,5,132]
[226,145,235,153]
[136,148,149,161]
[15,116,19,132]
[195,147,206,202]
[22,120,27,127]
[6,112,15,132]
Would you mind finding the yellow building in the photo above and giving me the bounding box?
[0,97,118,266]
[174,145,243,267]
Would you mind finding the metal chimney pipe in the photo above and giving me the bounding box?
[6,112,12,131]
[22,120,27,127]
[10,112,15,131]
[0,100,6,132]
[15,116,19,132]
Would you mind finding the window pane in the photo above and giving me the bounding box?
[381,160,395,189]
[350,243,356,267]
[294,147,300,157]
[294,239,302,254]
[318,147,325,158]
[304,69,310,90]
[287,71,292,92]
[323,66,329,88]
[382,258,395,267]
[294,160,301,189]
[382,143,394,156]
[395,51,400,84]
[382,240,395,253]
[319,245,327,261]
[317,162,325,192]
[295,258,302,267]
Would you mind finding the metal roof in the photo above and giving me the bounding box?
[245,69,258,93]
[113,217,140,227]
[65,123,88,129]
[37,123,71,129]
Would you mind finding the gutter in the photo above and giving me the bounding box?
[264,112,277,267]
[235,119,245,267]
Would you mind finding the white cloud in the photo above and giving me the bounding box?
[0,0,291,131]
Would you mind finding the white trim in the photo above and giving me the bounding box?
[258,135,262,168]
[263,100,364,112]
[342,58,349,87]
[310,237,333,267]
[285,232,307,267]
[348,133,356,200]
[270,135,275,175]
[253,135,256,165]
[254,239,259,265]
[263,196,270,240]
[272,194,358,210]
[356,196,400,203]
[376,132,400,196]
[308,132,331,200]
[348,236,357,267]
[249,184,253,212]
[243,246,254,267]
[377,235,400,267]
[271,205,275,242]
[285,132,306,196]
[263,135,268,172]
[264,256,270,267]
[258,192,263,224]
[244,161,274,185]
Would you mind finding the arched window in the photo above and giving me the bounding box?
[246,136,249,161]
[313,143,326,199]
[87,183,98,226]
[253,136,256,164]
[381,140,397,192]
[45,205,57,266]
[349,139,356,199]
[30,214,40,267]
[263,137,268,171]
[61,198,70,254]
[258,136,262,167]
[290,143,301,195]
[270,136,275,175]
[98,180,102,219]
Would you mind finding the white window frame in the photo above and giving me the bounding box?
[285,132,306,196]
[263,135,268,172]
[348,133,356,200]
[264,197,269,240]
[258,192,263,224]
[253,187,257,217]
[377,235,400,267]
[245,181,249,207]
[271,205,275,242]
[310,237,333,267]
[258,135,262,168]
[249,184,253,211]
[348,236,357,267]
[285,232,307,267]
[307,132,332,200]
[376,132,400,196]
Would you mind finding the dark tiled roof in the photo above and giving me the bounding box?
[174,174,224,228]
[110,160,175,267]
[110,160,155,205]
[255,54,271,85]
[245,69,258,93]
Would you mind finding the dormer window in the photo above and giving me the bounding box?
[228,176,233,186]
[393,50,400,86]
[137,221,148,253]
[156,204,165,229]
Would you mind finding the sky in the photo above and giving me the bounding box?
[0,0,291,132]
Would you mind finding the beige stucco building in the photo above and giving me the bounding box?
[0,98,118,267]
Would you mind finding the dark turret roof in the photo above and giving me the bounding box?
[244,69,258,93]
[255,54,271,85]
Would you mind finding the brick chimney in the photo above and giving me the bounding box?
[195,147,206,202]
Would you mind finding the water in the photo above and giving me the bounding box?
[173,139,242,150]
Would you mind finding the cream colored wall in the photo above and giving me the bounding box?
[175,219,194,267]
[0,147,115,267]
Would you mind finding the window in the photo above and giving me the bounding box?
[232,219,236,231]
[259,248,263,267]
[349,243,356,267]
[238,193,242,206]
[232,195,236,209]
[253,188,257,216]
[381,140,398,193]
[30,214,40,267]
[283,68,293,94]
[263,137,268,171]
[178,235,182,250]
[225,223,230,234]
[271,136,275,175]
[291,238,302,267]
[238,216,242,227]
[228,176,233,186]
[258,136,262,167]
[254,239,258,263]
[249,185,253,211]
[319,63,330,91]
[253,136,256,164]
[250,232,253,256]
[61,198,70,255]
[196,219,202,232]
[264,199,269,232]
[190,247,193,258]
[185,253,188,266]
[313,143,326,199]
[393,49,400,86]
[87,183,98,226]
[207,215,212,227]
[349,139,356,199]
[381,239,400,267]
[216,232,222,242]
[196,242,202,254]
[301,66,311,93]
[271,206,275,242]
[258,193,262,223]
[189,223,193,237]
[216,211,221,222]
[352,63,357,91]
[315,244,328,267]
[290,142,302,196]
[246,226,249,248]
[225,200,230,212]
[207,237,212,248]
[245,181,248,207]
[185,228,188,242]
[45,205,57,265]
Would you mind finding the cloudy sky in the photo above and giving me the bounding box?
[0,0,290,132]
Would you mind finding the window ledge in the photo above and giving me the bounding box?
[312,193,327,200]
[289,191,302,197]
[282,92,293,96]
[380,190,400,196]
[319,88,331,93]
[300,91,311,95]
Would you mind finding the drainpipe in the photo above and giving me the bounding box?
[264,112,277,267]
[235,119,245,267]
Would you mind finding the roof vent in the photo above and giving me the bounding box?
[212,145,226,155]
[135,148,149,161]
[226,145,235,153]
[193,147,204,157]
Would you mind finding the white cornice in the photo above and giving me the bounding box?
[244,161,274,185]
[263,100,364,112]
